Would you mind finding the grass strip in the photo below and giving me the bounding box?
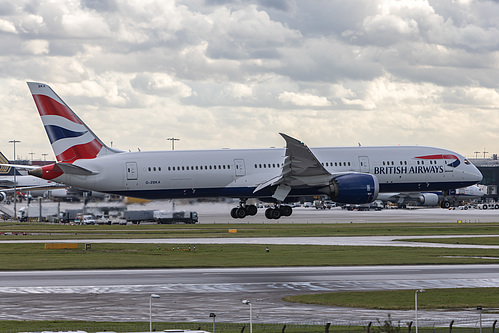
[402,236,499,245]
[0,320,489,332]
[284,287,499,310]
[2,222,499,239]
[0,321,326,333]
[2,243,499,270]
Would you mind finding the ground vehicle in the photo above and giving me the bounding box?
[153,211,198,224]
[124,210,156,224]
[345,201,383,211]
[17,206,59,222]
[314,200,335,209]
[59,209,83,223]
[74,213,96,225]
[477,202,499,210]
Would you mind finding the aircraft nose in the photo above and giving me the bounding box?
[474,167,483,182]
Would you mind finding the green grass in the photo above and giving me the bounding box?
[0,319,490,332]
[403,236,499,245]
[0,321,328,333]
[2,222,499,240]
[1,243,499,270]
[284,287,499,310]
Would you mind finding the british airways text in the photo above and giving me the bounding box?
[374,165,445,175]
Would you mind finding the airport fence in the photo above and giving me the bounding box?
[6,318,499,333]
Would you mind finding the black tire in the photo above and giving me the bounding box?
[265,208,273,219]
[236,207,247,218]
[245,205,258,216]
[441,201,451,209]
[270,208,281,219]
[280,205,292,217]
[231,207,239,218]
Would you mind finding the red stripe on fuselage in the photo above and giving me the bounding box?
[415,154,458,160]
[32,94,82,124]
[56,138,103,163]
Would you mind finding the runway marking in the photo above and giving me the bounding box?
[3,278,499,294]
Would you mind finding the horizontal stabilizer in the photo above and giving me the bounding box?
[56,163,97,175]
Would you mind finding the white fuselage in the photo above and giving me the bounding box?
[49,145,482,201]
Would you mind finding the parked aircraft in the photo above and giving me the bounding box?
[0,152,105,203]
[377,185,485,208]
[10,82,482,219]
[0,151,64,203]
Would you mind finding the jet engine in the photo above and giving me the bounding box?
[0,192,6,203]
[323,173,379,204]
[417,193,439,206]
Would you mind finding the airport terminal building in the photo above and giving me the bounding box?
[470,157,499,200]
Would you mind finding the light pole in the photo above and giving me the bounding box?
[209,312,216,333]
[242,299,252,333]
[167,137,179,150]
[415,289,425,333]
[149,294,160,332]
[477,305,483,333]
[8,140,20,221]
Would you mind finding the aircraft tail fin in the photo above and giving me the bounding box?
[27,82,122,163]
[0,152,22,176]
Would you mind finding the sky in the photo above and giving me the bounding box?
[0,0,498,161]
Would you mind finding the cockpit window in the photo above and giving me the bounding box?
[464,159,471,165]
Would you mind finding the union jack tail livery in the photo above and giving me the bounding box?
[27,82,119,163]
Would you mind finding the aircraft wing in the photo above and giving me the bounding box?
[376,193,406,204]
[0,184,67,192]
[0,180,15,187]
[254,133,336,201]
[0,163,39,170]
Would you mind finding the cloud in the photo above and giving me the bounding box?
[0,0,498,160]
[278,91,332,107]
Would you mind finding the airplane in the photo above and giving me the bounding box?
[8,82,482,219]
[0,151,66,203]
[0,151,105,203]
[377,185,485,209]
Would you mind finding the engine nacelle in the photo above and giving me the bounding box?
[417,193,439,206]
[0,192,6,203]
[324,173,379,204]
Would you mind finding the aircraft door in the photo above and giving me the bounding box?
[126,162,138,180]
[234,159,246,177]
[358,156,370,173]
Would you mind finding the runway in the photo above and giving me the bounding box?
[157,202,499,224]
[1,265,498,327]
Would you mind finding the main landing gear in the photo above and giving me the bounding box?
[264,205,293,219]
[230,200,257,219]
[230,199,293,220]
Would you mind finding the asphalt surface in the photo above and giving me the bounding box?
[0,265,498,327]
